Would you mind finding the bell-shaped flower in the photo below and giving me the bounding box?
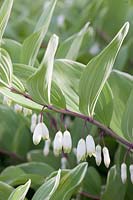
[62,130,72,153]
[14,104,23,113]
[31,113,37,124]
[121,163,127,184]
[103,147,110,168]
[76,139,86,163]
[61,157,67,169]
[23,108,32,116]
[33,122,49,145]
[53,131,63,156]
[86,135,95,157]
[30,113,37,133]
[95,144,102,166]
[43,139,51,156]
[129,164,133,184]
[3,96,12,106]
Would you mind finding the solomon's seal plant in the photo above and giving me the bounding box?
[0,0,133,199]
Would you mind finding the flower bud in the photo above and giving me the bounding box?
[86,135,95,157]
[14,104,23,113]
[33,122,49,145]
[30,113,37,133]
[62,130,72,153]
[76,139,86,163]
[129,164,133,184]
[43,139,51,156]
[30,123,36,133]
[121,163,127,184]
[103,147,110,168]
[31,113,37,124]
[33,129,42,145]
[95,145,102,166]
[23,108,32,116]
[53,131,63,156]
[61,157,67,169]
[3,96,12,106]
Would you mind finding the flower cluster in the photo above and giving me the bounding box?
[53,130,72,156]
[33,122,49,145]
[121,163,133,184]
[76,136,110,168]
[3,96,32,116]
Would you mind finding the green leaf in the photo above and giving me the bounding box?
[18,162,54,177]
[8,179,31,200]
[0,162,54,189]
[122,89,133,142]
[0,48,13,87]
[27,150,61,170]
[1,39,22,63]
[32,169,61,200]
[50,162,88,200]
[82,167,101,196]
[95,82,113,126]
[0,166,26,185]
[53,59,85,112]
[12,75,25,93]
[0,0,13,42]
[13,63,35,84]
[56,22,90,60]
[0,105,32,156]
[0,182,13,200]
[20,0,57,66]
[0,87,42,111]
[101,166,127,200]
[109,70,133,139]
[27,35,66,108]
[79,22,129,116]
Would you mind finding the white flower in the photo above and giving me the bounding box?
[31,113,37,124]
[61,157,67,169]
[103,147,110,168]
[121,163,127,184]
[57,15,65,27]
[38,114,41,123]
[14,104,23,113]
[86,135,95,157]
[30,113,37,133]
[33,122,49,145]
[129,164,133,184]
[3,96,12,106]
[23,108,32,116]
[95,145,102,166]
[62,130,72,153]
[43,139,51,156]
[53,131,63,156]
[76,139,86,163]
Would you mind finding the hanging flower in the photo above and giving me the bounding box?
[129,164,133,184]
[121,163,127,184]
[62,130,72,153]
[103,147,110,168]
[43,139,51,156]
[76,139,86,163]
[3,96,12,106]
[86,135,95,157]
[95,144,102,166]
[14,104,23,113]
[53,131,63,156]
[23,108,32,116]
[30,113,37,133]
[33,122,49,145]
